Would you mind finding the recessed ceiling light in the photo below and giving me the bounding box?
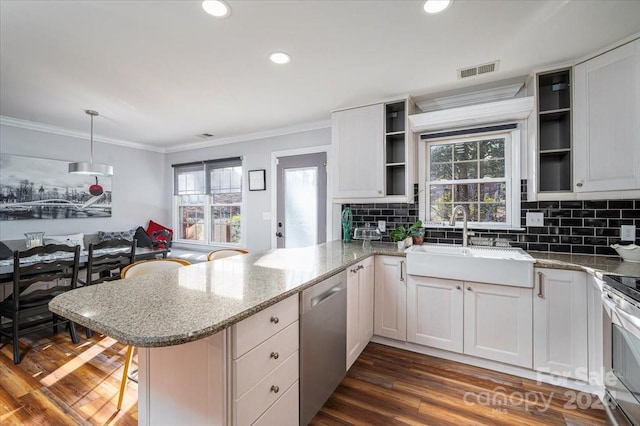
[202,0,230,18]
[423,0,451,14]
[269,52,291,65]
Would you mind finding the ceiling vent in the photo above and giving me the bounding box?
[457,60,500,80]
[196,133,215,138]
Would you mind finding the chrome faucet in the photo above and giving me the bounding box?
[449,205,473,247]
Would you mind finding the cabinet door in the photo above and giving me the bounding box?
[374,256,407,341]
[346,262,362,369]
[359,256,375,344]
[533,268,588,379]
[332,104,384,198]
[407,275,463,353]
[574,39,640,192]
[587,275,605,389]
[464,282,533,368]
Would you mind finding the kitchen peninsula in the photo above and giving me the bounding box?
[49,241,640,425]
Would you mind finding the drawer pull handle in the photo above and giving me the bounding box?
[270,385,280,393]
[270,352,279,360]
[270,316,279,324]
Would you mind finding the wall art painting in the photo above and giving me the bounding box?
[0,154,112,221]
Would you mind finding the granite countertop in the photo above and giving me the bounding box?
[49,241,403,348]
[50,240,640,348]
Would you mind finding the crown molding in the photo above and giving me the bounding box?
[409,97,535,133]
[416,84,523,112]
[0,115,165,153]
[164,120,332,153]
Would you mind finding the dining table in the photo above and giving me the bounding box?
[0,246,169,282]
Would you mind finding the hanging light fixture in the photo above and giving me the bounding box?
[68,110,113,176]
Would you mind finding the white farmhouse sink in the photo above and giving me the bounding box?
[405,244,536,288]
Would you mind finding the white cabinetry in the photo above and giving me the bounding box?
[464,281,533,368]
[407,275,463,352]
[332,98,415,202]
[533,268,588,379]
[407,276,532,368]
[573,38,640,193]
[346,256,375,369]
[231,295,299,426]
[332,103,384,199]
[374,255,407,341]
[587,275,605,389]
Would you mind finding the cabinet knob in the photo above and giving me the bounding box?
[456,285,461,290]
[576,182,583,187]
[467,286,472,291]
[270,352,279,360]
[378,190,383,194]
[270,316,279,324]
[270,385,280,394]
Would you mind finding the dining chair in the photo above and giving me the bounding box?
[116,258,191,410]
[0,244,81,364]
[80,238,136,338]
[206,248,249,261]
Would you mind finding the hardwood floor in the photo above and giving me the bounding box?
[2,331,611,425]
[311,343,611,426]
[0,327,138,425]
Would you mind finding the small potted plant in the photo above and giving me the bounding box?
[409,220,425,245]
[389,225,409,250]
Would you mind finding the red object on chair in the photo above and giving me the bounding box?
[145,220,173,249]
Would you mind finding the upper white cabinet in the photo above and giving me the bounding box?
[374,255,407,341]
[573,38,640,193]
[533,268,588,380]
[332,97,415,202]
[346,256,374,370]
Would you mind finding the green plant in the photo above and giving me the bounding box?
[389,220,423,242]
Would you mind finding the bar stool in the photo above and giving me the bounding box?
[206,248,248,261]
[116,258,191,410]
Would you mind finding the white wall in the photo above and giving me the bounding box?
[0,124,167,240]
[165,127,331,252]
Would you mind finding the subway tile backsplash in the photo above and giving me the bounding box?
[342,180,640,256]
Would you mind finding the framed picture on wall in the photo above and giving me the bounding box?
[248,169,266,191]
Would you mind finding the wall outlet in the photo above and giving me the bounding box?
[526,212,544,227]
[378,220,386,232]
[621,225,636,241]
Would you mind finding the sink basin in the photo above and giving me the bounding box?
[405,244,536,287]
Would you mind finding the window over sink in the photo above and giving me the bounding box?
[419,126,522,230]
[173,157,243,246]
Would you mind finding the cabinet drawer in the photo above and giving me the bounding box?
[234,321,299,398]
[234,351,299,426]
[252,381,299,426]
[232,294,299,358]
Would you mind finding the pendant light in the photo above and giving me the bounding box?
[68,110,113,176]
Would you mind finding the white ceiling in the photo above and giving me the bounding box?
[1,0,639,151]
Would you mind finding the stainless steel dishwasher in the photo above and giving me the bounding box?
[300,270,347,425]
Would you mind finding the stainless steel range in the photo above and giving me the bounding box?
[602,275,640,426]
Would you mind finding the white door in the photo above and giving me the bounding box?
[359,257,375,344]
[407,275,463,353]
[346,262,362,369]
[374,255,407,341]
[533,268,588,378]
[275,152,327,248]
[463,282,533,368]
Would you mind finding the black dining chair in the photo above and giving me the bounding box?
[79,238,136,337]
[0,243,81,364]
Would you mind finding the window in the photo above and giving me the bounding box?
[173,158,242,245]
[421,128,521,229]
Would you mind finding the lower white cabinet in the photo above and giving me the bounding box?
[533,268,588,379]
[587,275,605,389]
[407,276,533,368]
[346,256,375,369]
[374,255,407,341]
[407,275,463,352]
[464,281,533,368]
[231,295,299,426]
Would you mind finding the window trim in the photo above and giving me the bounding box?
[172,158,244,247]
[418,126,522,230]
